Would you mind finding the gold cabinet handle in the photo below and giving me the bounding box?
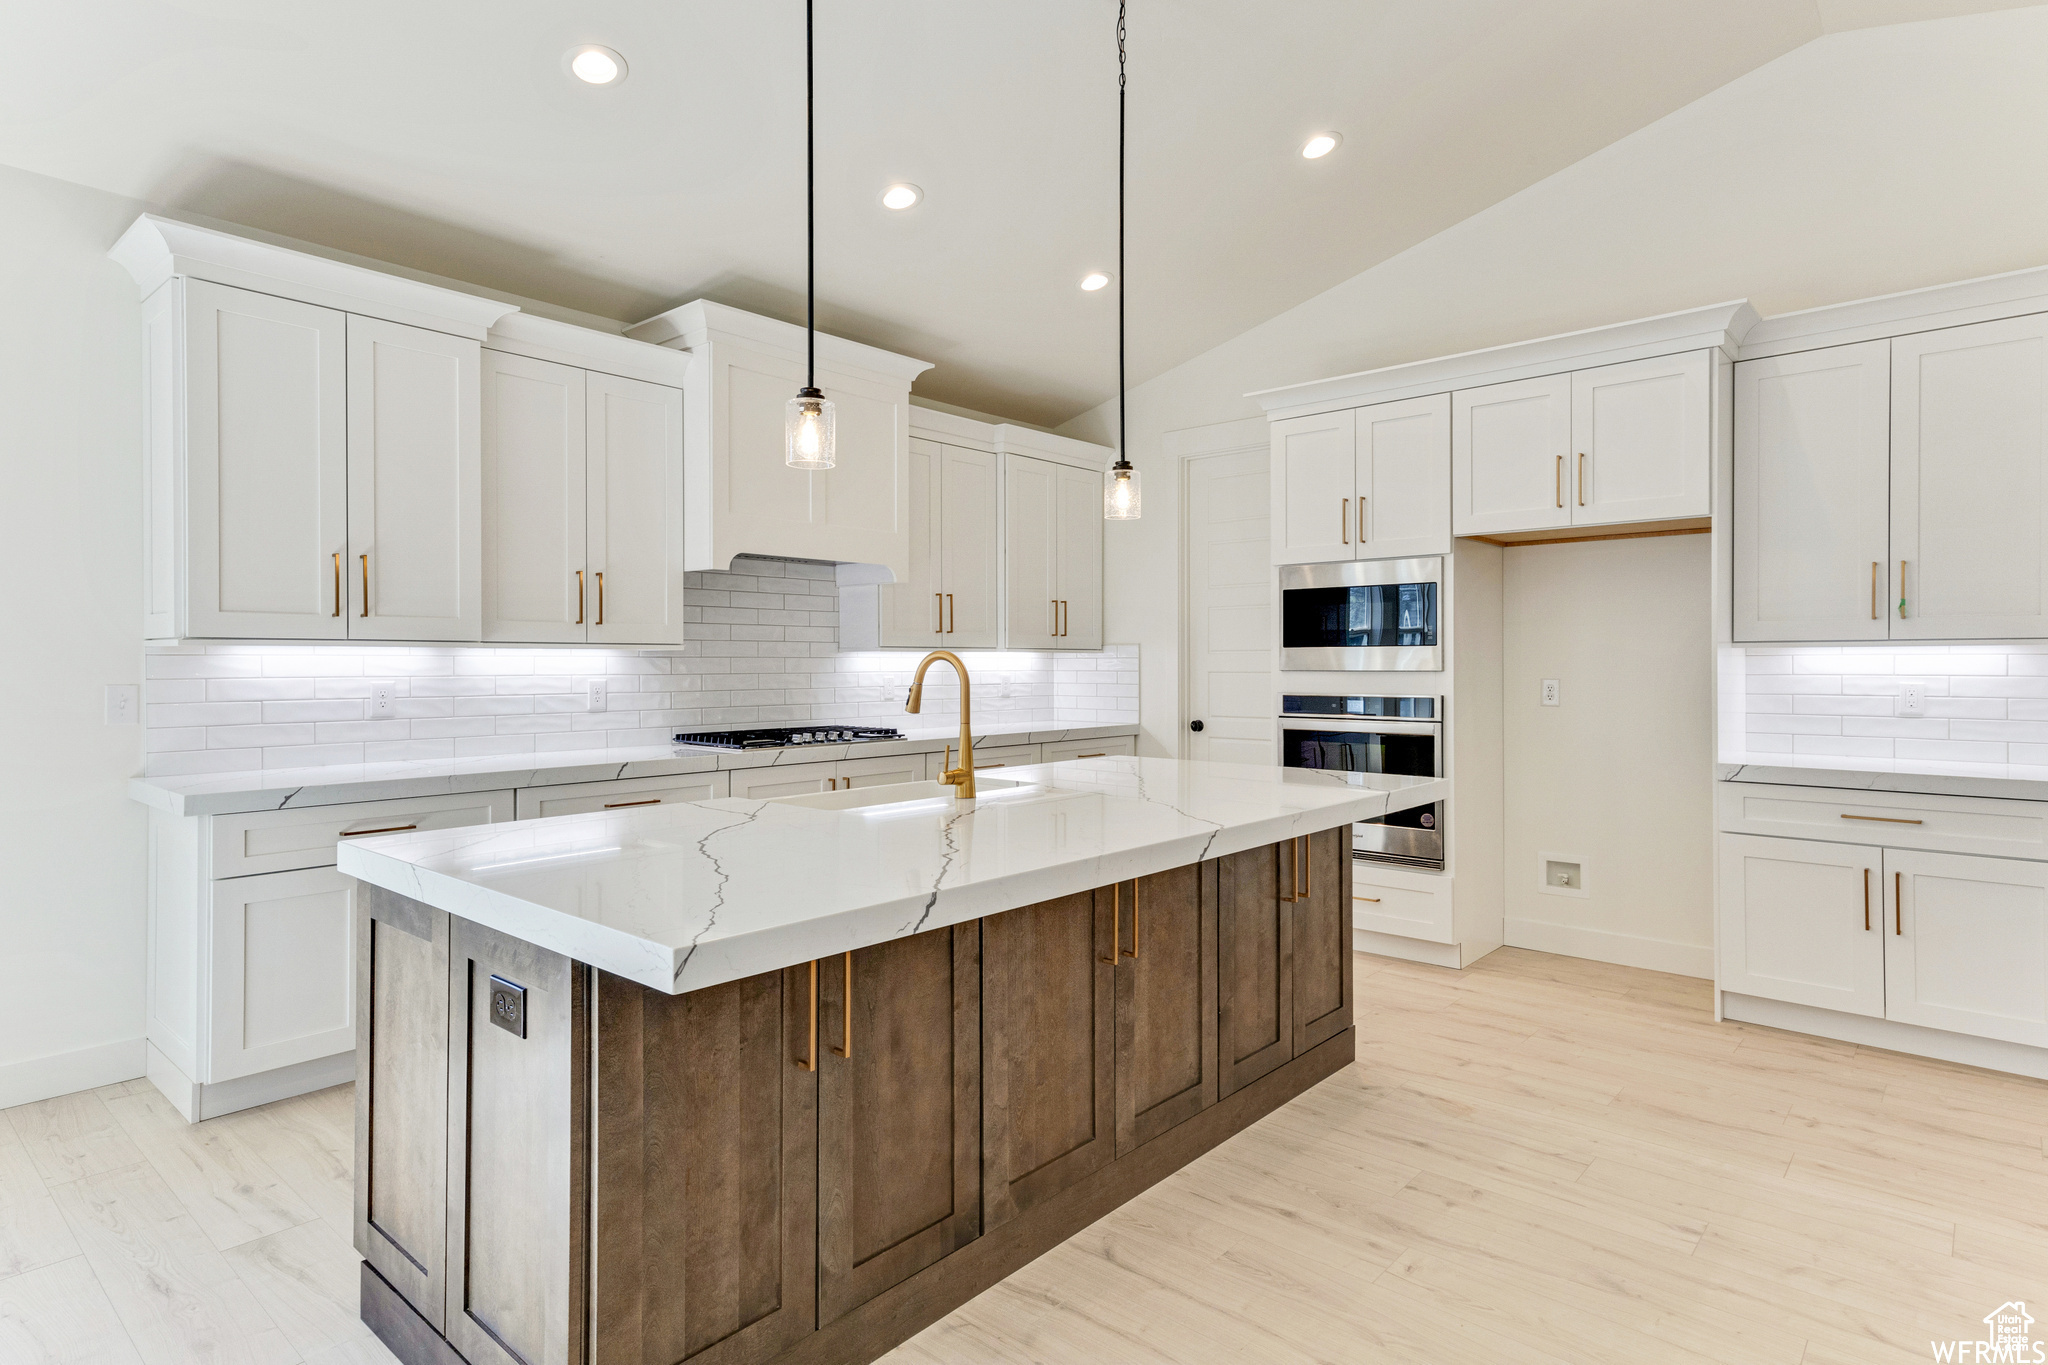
[798,958,818,1071]
[1578,452,1586,506]
[1863,867,1871,931]
[1341,497,1349,545]
[577,569,586,625]
[1303,834,1312,899]
[1101,883,1122,965]
[595,570,604,626]
[603,798,661,809]
[1840,813,1923,825]
[935,592,943,633]
[1357,497,1367,545]
[1898,560,1907,619]
[1870,562,1879,621]
[1358,896,1382,903]
[973,763,1007,769]
[360,554,369,617]
[1075,752,1107,759]
[1280,837,1303,902]
[1126,879,1139,959]
[340,823,417,837]
[1050,598,1058,636]
[1895,871,1902,936]
[332,553,342,617]
[829,951,852,1058]
[946,593,954,633]
[1555,454,1563,509]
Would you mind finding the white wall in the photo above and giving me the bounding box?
[0,164,152,1105]
[1501,537,1713,975]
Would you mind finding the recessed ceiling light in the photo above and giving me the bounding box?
[880,183,922,210]
[1301,132,1341,159]
[568,45,628,85]
[1080,272,1111,291]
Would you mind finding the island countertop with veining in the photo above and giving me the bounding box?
[336,756,1444,995]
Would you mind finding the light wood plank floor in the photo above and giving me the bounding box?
[5,948,2044,1364]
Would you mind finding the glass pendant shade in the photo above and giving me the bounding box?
[786,390,835,469]
[1103,463,1142,520]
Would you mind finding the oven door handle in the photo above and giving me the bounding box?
[1276,718,1443,737]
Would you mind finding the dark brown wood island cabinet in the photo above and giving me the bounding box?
[354,834,1360,1365]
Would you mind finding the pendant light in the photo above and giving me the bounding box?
[1103,0,1141,520]
[786,0,835,469]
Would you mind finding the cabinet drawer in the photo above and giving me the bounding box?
[212,790,514,878]
[516,771,730,820]
[1042,736,1135,763]
[730,760,836,801]
[837,753,925,789]
[953,744,1039,776]
[1717,782,2048,861]
[1352,870,1453,944]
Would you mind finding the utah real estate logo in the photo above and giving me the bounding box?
[1932,1301,2041,1362]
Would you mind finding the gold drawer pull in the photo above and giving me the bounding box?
[332,553,342,617]
[1358,896,1382,903]
[360,554,369,617]
[1840,813,1923,825]
[595,570,604,626]
[1075,752,1107,759]
[1342,497,1349,545]
[797,958,818,1071]
[974,763,1007,769]
[1895,871,1903,935]
[577,570,585,625]
[604,798,661,809]
[829,952,852,1058]
[1863,867,1871,931]
[340,823,417,837]
[1102,883,1121,965]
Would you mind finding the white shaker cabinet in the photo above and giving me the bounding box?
[586,371,687,645]
[877,439,999,649]
[1570,351,1711,527]
[1884,849,2048,1047]
[165,279,351,640]
[345,315,482,641]
[1270,397,1449,565]
[1731,341,1892,643]
[1717,833,1885,1018]
[1003,454,1103,649]
[1271,409,1356,565]
[1451,373,1572,538]
[482,351,587,644]
[1891,314,2048,640]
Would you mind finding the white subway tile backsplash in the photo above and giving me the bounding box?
[142,555,1139,773]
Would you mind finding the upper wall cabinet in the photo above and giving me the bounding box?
[1004,452,1105,650]
[626,301,932,581]
[872,438,999,649]
[1269,394,1450,566]
[1569,352,1711,527]
[1451,373,1571,537]
[1731,340,1891,643]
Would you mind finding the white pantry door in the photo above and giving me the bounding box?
[481,350,586,644]
[1185,446,1274,764]
[183,279,349,639]
[1269,409,1355,565]
[1891,314,2048,640]
[1731,341,1891,643]
[938,444,1000,648]
[346,316,481,640]
[587,371,685,646]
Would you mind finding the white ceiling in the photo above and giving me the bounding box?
[1,0,2035,425]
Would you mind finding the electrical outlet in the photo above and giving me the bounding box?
[1541,679,1560,707]
[371,685,395,718]
[104,684,139,725]
[1898,683,1928,718]
[586,679,607,713]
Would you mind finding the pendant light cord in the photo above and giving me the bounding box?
[1116,0,1127,468]
[806,0,816,392]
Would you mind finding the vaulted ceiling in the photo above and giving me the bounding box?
[2,0,2035,424]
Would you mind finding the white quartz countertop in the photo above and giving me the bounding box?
[128,722,1139,817]
[1720,760,2048,803]
[337,756,1444,996]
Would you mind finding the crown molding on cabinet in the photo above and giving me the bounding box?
[626,298,934,387]
[108,214,519,340]
[1248,299,1759,419]
[1737,262,2048,361]
[484,312,690,389]
[906,406,1113,471]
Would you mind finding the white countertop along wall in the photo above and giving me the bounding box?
[338,757,1444,994]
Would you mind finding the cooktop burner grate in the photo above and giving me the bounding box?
[673,725,907,751]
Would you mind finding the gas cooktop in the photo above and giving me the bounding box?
[672,725,906,751]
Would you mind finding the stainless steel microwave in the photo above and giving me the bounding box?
[1279,556,1441,671]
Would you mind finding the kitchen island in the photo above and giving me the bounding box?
[339,755,1443,1365]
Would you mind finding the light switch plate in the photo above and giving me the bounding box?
[1898,683,1928,718]
[488,975,527,1038]
[104,684,139,725]
[586,679,607,713]
[1541,679,1560,707]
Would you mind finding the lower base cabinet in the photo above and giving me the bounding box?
[355,833,1355,1365]
[1719,833,2048,1046]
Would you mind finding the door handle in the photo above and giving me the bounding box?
[595,570,604,626]
[1555,454,1563,509]
[1342,497,1349,545]
[577,570,586,625]
[935,592,943,633]
[1895,871,1902,936]
[1578,452,1586,507]
[332,553,342,617]
[1870,563,1878,622]
[1357,497,1367,544]
[1101,884,1122,964]
[797,958,818,1071]
[946,593,954,633]
[1358,896,1381,903]
[603,798,661,809]
[340,823,417,837]
[829,951,852,1058]
[1124,880,1139,959]
[1863,867,1871,931]
[1050,598,1057,636]
[1840,814,1922,825]
[1899,560,1908,619]
[359,554,369,617]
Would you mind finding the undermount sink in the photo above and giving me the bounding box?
[768,777,1025,811]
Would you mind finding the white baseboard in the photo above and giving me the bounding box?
[147,1043,356,1123]
[1505,918,1712,979]
[1721,993,2048,1081]
[1354,926,1464,969]
[0,1037,145,1110]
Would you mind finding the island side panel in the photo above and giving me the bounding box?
[1216,841,1295,1098]
[443,918,588,1365]
[591,963,818,1365]
[1113,860,1220,1155]
[354,884,452,1332]
[980,887,1116,1228]
[1294,826,1358,1055]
